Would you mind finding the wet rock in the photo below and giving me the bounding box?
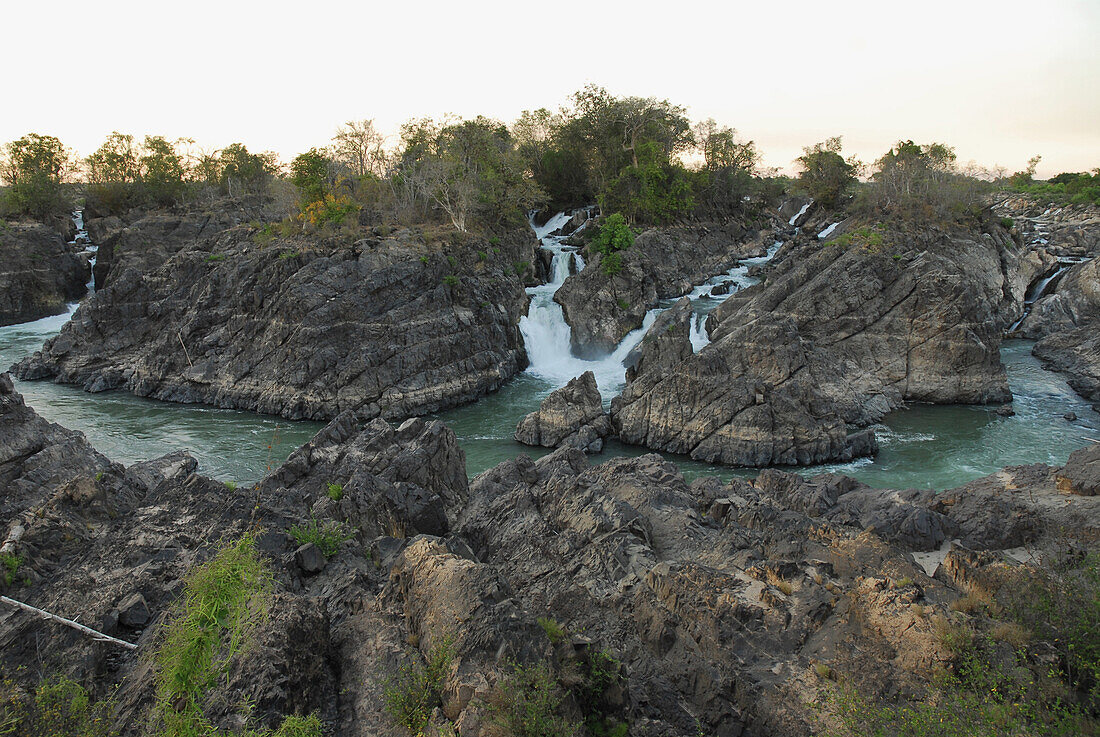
[555,221,765,357]
[997,405,1016,417]
[515,371,611,453]
[0,222,88,326]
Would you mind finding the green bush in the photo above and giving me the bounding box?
[326,482,344,502]
[288,518,355,558]
[537,618,565,644]
[491,661,576,737]
[0,553,22,587]
[0,674,116,737]
[999,217,1014,229]
[384,637,455,735]
[443,275,459,287]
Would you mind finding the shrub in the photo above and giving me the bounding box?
[1,553,22,587]
[537,617,565,644]
[0,674,116,737]
[224,480,237,491]
[490,661,576,737]
[153,534,272,735]
[443,275,459,287]
[1000,217,1014,229]
[384,637,455,735]
[513,260,530,274]
[615,297,629,311]
[288,517,355,558]
[326,482,344,502]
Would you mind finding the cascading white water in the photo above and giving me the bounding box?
[520,214,659,396]
[69,209,97,293]
[522,212,785,394]
[788,201,811,226]
[818,222,840,239]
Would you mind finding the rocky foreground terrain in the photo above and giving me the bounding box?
[2,374,1099,736]
[12,224,539,421]
[0,221,88,326]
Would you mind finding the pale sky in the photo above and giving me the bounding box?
[4,0,1098,178]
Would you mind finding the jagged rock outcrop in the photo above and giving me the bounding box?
[0,222,88,326]
[13,226,537,422]
[554,221,771,356]
[1017,258,1100,338]
[613,219,1022,466]
[1022,258,1100,404]
[3,376,1100,736]
[514,370,611,452]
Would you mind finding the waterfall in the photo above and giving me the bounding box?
[788,201,811,226]
[69,209,97,293]
[818,222,840,239]
[521,211,785,398]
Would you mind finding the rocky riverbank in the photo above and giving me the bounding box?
[0,221,88,326]
[611,216,1030,466]
[2,376,1098,736]
[12,224,539,421]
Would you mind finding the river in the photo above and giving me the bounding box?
[1,211,1096,488]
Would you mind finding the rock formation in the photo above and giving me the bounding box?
[553,222,771,356]
[2,374,1099,735]
[13,225,538,422]
[514,371,611,452]
[613,219,1023,466]
[0,222,88,326]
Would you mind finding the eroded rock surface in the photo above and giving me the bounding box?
[3,376,1099,736]
[554,222,771,356]
[0,222,87,326]
[13,226,536,422]
[613,219,1022,466]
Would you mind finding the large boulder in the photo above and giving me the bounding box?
[514,371,611,452]
[1056,444,1100,496]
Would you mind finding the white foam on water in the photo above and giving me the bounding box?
[788,202,811,226]
[818,222,840,239]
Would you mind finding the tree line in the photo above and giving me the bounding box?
[2,87,1096,233]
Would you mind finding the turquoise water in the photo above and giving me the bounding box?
[0,306,323,483]
[433,340,1100,490]
[3,307,1097,491]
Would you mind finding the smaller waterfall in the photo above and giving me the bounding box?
[818,222,840,239]
[788,201,811,226]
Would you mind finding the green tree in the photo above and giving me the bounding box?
[1,133,72,220]
[218,143,277,196]
[795,137,859,209]
[86,131,140,185]
[290,148,332,205]
[139,135,186,205]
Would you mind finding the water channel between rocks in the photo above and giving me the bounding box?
[1,211,1097,487]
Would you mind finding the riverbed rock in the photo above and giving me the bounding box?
[554,221,769,356]
[612,219,1020,466]
[0,222,88,326]
[13,226,537,422]
[514,370,611,452]
[1021,257,1100,402]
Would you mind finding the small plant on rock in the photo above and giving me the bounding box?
[537,617,565,644]
[288,517,355,558]
[1,553,22,588]
[326,482,344,502]
[384,636,455,736]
